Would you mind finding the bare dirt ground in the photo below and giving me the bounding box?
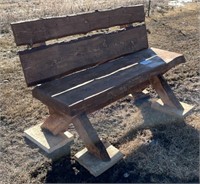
[0,1,199,183]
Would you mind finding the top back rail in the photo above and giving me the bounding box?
[11,5,145,46]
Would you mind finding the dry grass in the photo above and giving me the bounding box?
[0,1,199,183]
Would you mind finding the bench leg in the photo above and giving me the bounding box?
[41,107,74,135]
[150,75,194,117]
[150,75,183,110]
[73,113,124,177]
[73,113,111,161]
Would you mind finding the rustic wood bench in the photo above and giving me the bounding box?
[11,5,193,176]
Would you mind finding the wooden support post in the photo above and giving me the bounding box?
[150,75,183,110]
[41,107,74,135]
[73,113,111,161]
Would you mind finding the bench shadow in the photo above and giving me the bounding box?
[42,99,199,183]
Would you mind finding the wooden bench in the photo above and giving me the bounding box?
[11,5,193,176]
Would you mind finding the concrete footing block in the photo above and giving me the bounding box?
[151,99,194,117]
[24,123,74,160]
[74,143,124,177]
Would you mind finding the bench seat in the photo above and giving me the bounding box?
[32,47,185,116]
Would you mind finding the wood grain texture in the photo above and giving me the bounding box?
[41,108,74,135]
[32,48,185,116]
[11,5,145,46]
[19,25,148,86]
[150,75,184,110]
[73,113,110,161]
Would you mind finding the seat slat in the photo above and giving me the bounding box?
[11,5,145,46]
[19,25,148,86]
[33,48,185,116]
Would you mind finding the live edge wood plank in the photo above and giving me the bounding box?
[32,48,185,116]
[11,5,145,46]
[33,48,184,97]
[19,25,148,86]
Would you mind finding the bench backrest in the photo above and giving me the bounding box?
[11,5,148,87]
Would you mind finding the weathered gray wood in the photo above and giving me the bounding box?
[19,25,148,86]
[11,5,145,46]
[73,113,111,161]
[32,48,186,116]
[150,75,184,110]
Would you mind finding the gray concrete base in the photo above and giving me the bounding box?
[24,123,74,160]
[151,99,194,117]
[74,144,124,177]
